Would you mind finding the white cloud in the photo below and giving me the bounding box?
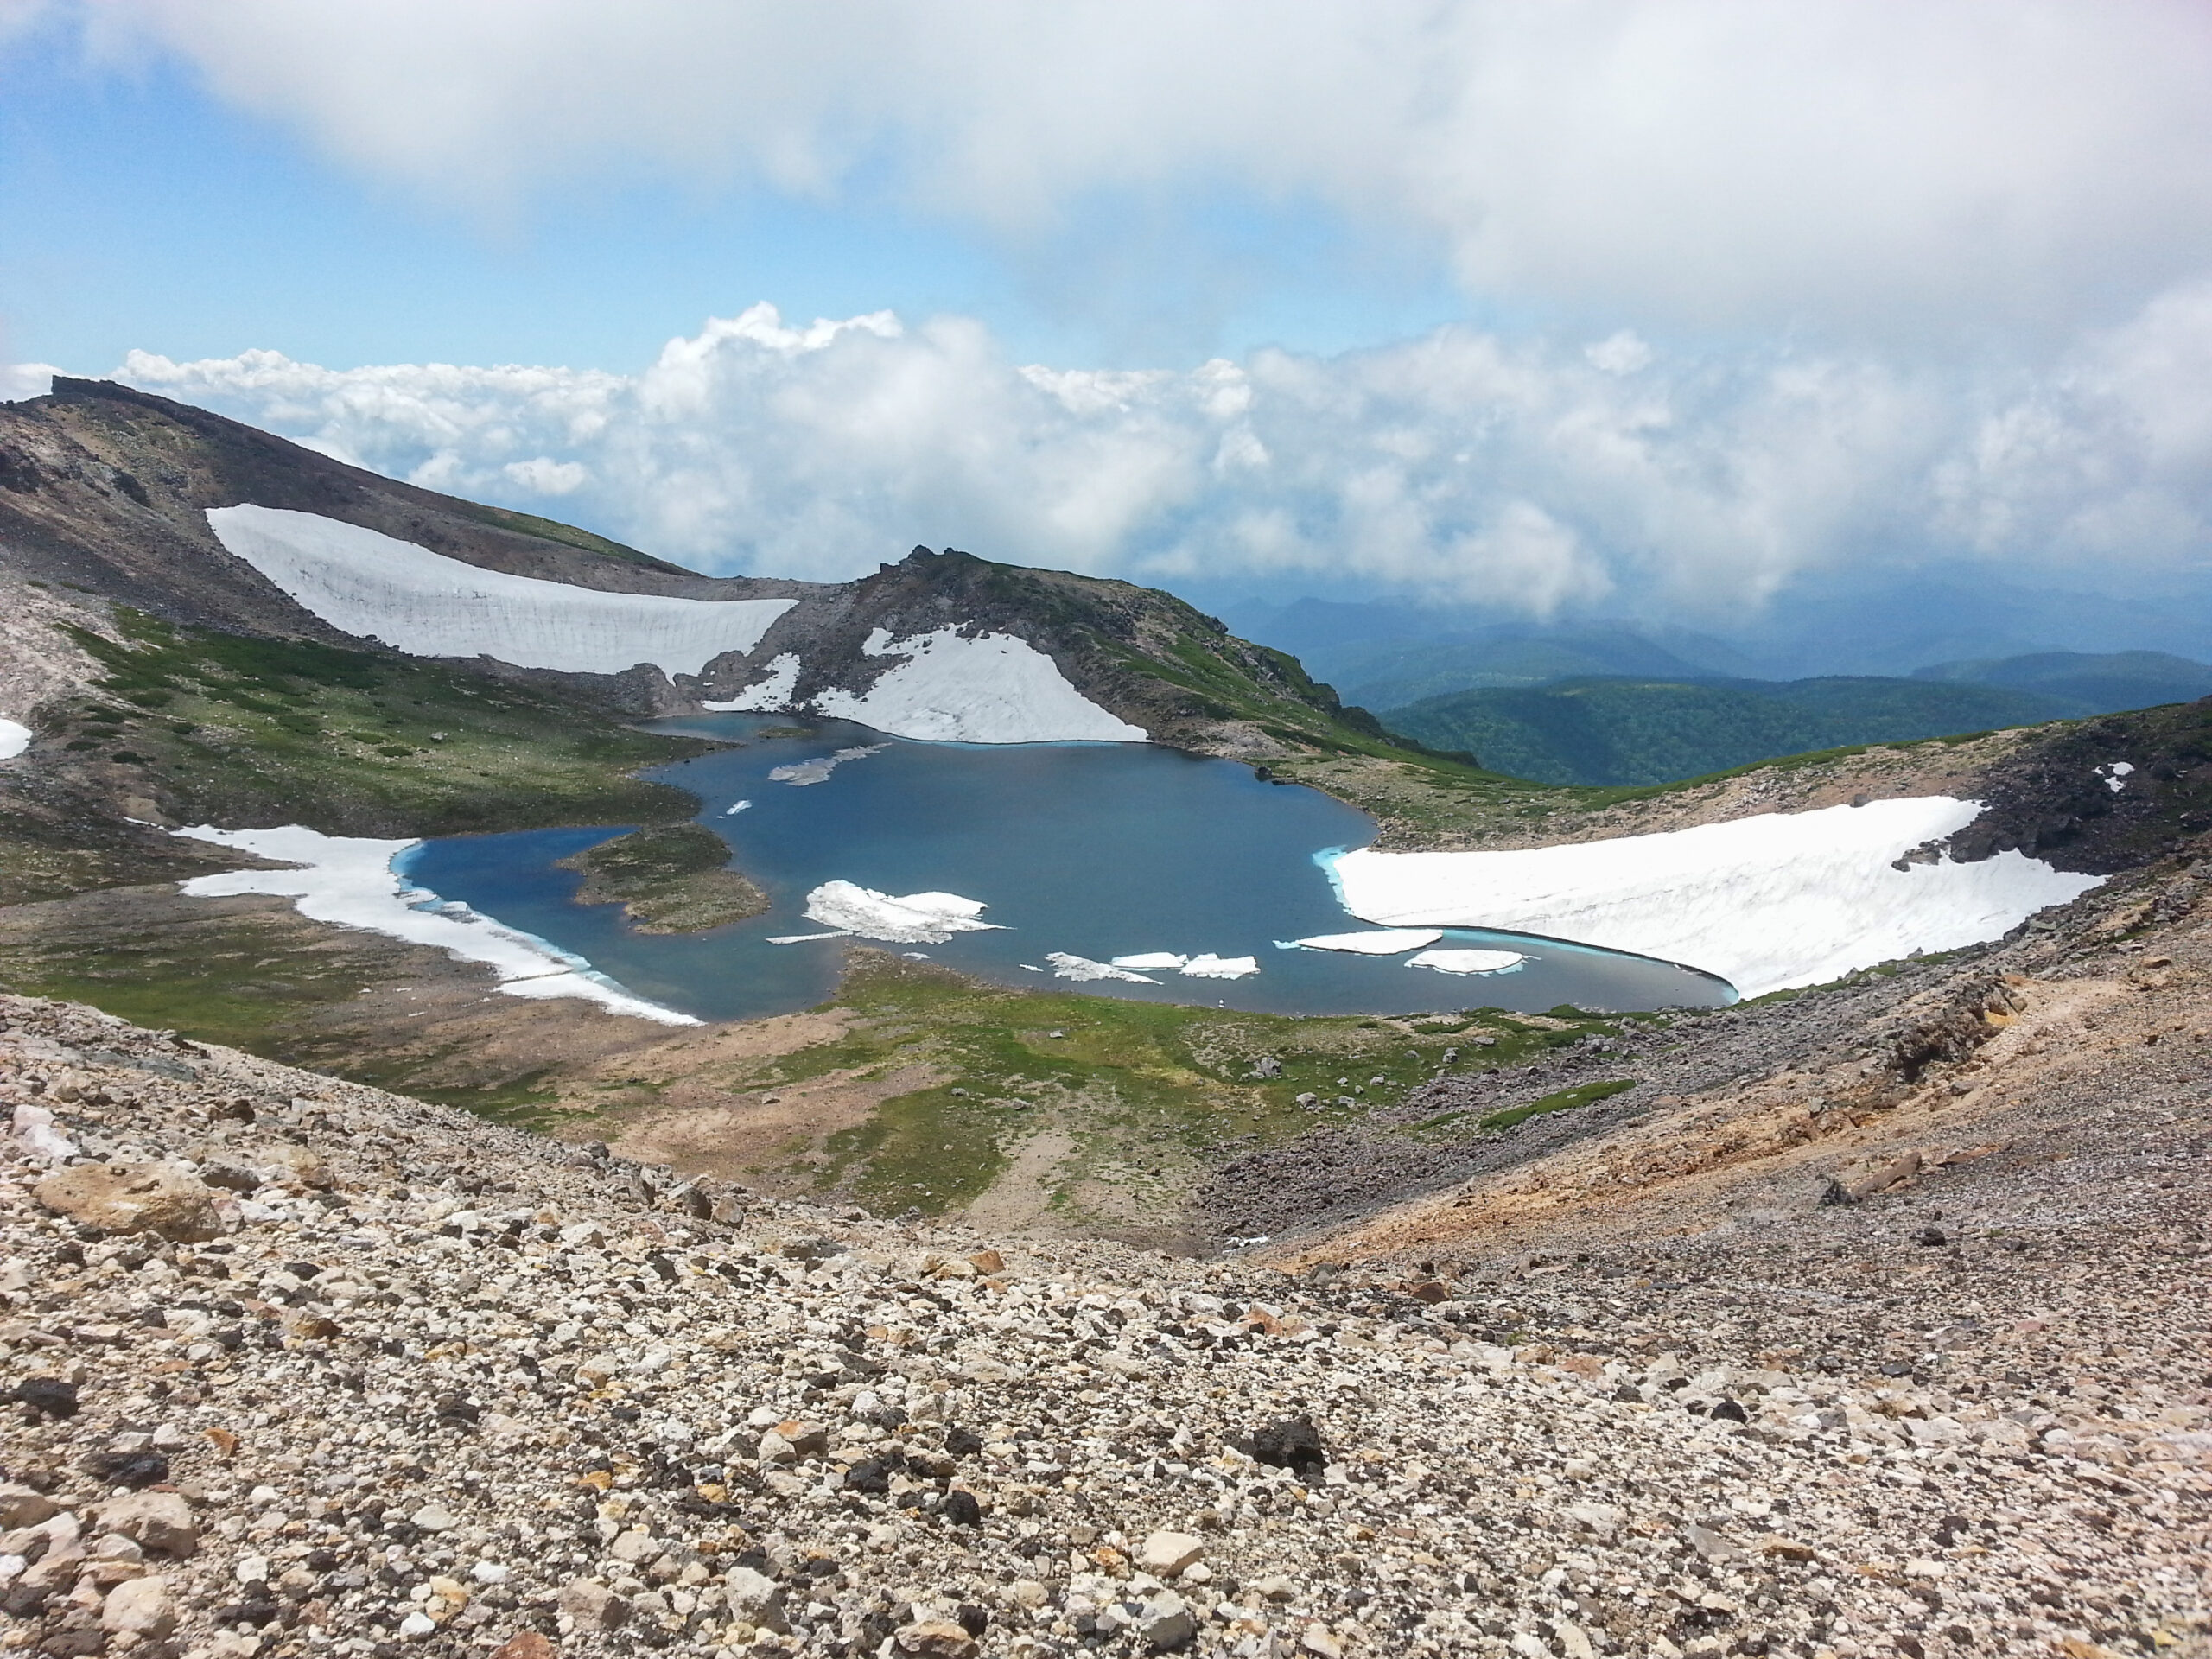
[54,0,2212,341]
[117,289,2212,618]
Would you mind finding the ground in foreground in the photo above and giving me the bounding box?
[0,988,2205,1658]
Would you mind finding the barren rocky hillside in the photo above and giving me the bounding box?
[3,931,2207,1657]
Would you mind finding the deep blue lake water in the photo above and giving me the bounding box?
[399,715,1735,1021]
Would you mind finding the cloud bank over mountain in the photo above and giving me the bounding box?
[119,287,2212,621]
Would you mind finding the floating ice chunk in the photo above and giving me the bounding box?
[2097,760,2135,794]
[1020,963,1043,972]
[723,800,753,815]
[811,627,1147,744]
[1109,952,1189,970]
[904,952,931,960]
[170,824,699,1024]
[767,743,886,786]
[702,653,801,712]
[1046,951,1161,984]
[1289,929,1444,955]
[802,880,1001,944]
[1408,948,1526,976]
[1180,954,1260,979]
[1329,796,2103,999]
[766,931,849,944]
[0,718,29,760]
[206,505,792,676]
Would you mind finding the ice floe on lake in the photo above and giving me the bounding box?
[702,653,801,712]
[811,628,1147,744]
[1102,950,1261,979]
[802,880,1002,944]
[207,505,791,677]
[1046,951,1160,983]
[766,931,849,944]
[1283,928,1443,955]
[1092,955,1256,982]
[1329,795,2101,999]
[1408,947,1526,976]
[1182,954,1261,979]
[170,824,698,1024]
[723,800,753,815]
[767,744,886,786]
[0,719,29,760]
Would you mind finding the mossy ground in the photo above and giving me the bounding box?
[582,953,1632,1232]
[556,822,767,933]
[41,609,716,841]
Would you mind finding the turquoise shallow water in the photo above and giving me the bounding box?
[399,715,1735,1021]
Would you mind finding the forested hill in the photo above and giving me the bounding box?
[1377,674,2075,786]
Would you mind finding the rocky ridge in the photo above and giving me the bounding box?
[2,989,2207,1659]
[0,382,1408,761]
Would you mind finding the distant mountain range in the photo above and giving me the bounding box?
[1211,594,2210,786]
[1376,655,2212,786]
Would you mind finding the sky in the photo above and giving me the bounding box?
[4,1,2212,642]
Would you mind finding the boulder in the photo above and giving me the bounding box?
[0,1482,60,1528]
[893,1622,977,1658]
[724,1566,789,1633]
[34,1161,222,1241]
[558,1578,630,1631]
[102,1574,177,1639]
[1136,1531,1205,1577]
[98,1491,198,1556]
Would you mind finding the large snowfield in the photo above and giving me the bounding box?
[206,505,792,677]
[172,824,698,1024]
[811,628,1147,744]
[1329,796,2103,999]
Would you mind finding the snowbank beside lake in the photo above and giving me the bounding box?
[703,653,800,711]
[171,825,698,1024]
[1329,796,2101,999]
[207,505,791,677]
[812,628,1147,744]
[0,720,29,760]
[802,880,1002,944]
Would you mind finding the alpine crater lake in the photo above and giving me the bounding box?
[397,715,1737,1021]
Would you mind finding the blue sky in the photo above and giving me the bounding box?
[0,22,1470,375]
[4,2,2210,635]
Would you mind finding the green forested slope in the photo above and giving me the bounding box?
[1378,676,2071,785]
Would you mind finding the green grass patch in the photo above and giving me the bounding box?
[556,823,768,933]
[54,610,719,837]
[651,954,1623,1220]
[1478,1077,1639,1132]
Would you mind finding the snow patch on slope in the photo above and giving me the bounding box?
[1329,797,2101,1000]
[802,880,1002,944]
[702,653,801,711]
[0,720,29,760]
[207,505,793,677]
[811,628,1146,744]
[171,825,697,1024]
